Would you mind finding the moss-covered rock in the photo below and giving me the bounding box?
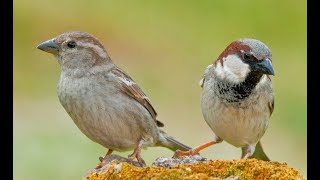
[84,155,304,180]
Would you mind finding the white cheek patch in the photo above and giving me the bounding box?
[256,75,268,88]
[215,55,250,84]
[77,42,108,59]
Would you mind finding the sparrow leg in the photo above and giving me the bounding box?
[99,149,114,162]
[106,149,114,155]
[95,149,114,169]
[241,144,255,159]
[128,139,146,166]
[174,137,222,157]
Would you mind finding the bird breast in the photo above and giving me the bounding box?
[201,75,273,147]
[57,71,159,151]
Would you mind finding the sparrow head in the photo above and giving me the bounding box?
[37,31,111,70]
[213,38,274,84]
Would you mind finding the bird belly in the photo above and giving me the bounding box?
[202,96,269,147]
[58,77,159,151]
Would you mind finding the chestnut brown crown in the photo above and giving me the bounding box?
[216,38,274,76]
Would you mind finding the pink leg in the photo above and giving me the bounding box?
[174,138,222,157]
[128,139,146,166]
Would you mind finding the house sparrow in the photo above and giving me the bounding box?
[175,38,274,161]
[36,31,191,166]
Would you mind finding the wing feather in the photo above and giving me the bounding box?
[111,66,164,127]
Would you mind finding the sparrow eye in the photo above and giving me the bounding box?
[243,52,253,61]
[67,41,77,48]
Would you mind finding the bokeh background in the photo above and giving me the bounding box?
[13,1,306,179]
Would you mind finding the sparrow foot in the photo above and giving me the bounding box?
[173,140,222,158]
[128,139,146,167]
[96,149,114,169]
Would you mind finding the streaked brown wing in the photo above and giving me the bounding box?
[111,66,164,127]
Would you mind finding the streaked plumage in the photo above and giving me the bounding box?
[175,38,274,161]
[37,31,191,166]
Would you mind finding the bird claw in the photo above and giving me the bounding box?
[136,157,146,167]
[128,156,146,167]
[128,154,146,167]
[99,156,104,162]
[95,163,103,169]
[95,157,106,169]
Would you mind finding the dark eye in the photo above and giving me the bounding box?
[67,41,77,48]
[243,52,252,61]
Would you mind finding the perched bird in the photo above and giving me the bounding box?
[175,38,274,161]
[36,31,191,166]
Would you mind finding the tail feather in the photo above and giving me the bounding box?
[158,130,191,151]
[248,141,270,161]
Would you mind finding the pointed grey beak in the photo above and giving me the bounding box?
[37,39,60,55]
[253,58,275,75]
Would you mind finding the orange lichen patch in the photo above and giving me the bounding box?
[85,159,304,180]
[183,159,304,180]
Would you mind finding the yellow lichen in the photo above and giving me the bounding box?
[85,159,304,180]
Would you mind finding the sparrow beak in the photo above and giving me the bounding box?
[253,58,275,75]
[37,39,60,55]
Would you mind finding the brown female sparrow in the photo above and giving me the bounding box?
[175,38,274,161]
[36,31,191,166]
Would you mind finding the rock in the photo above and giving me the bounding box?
[84,155,304,180]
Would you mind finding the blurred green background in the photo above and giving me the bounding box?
[13,0,306,179]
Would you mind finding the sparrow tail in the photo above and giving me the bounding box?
[247,141,270,161]
[158,130,191,151]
